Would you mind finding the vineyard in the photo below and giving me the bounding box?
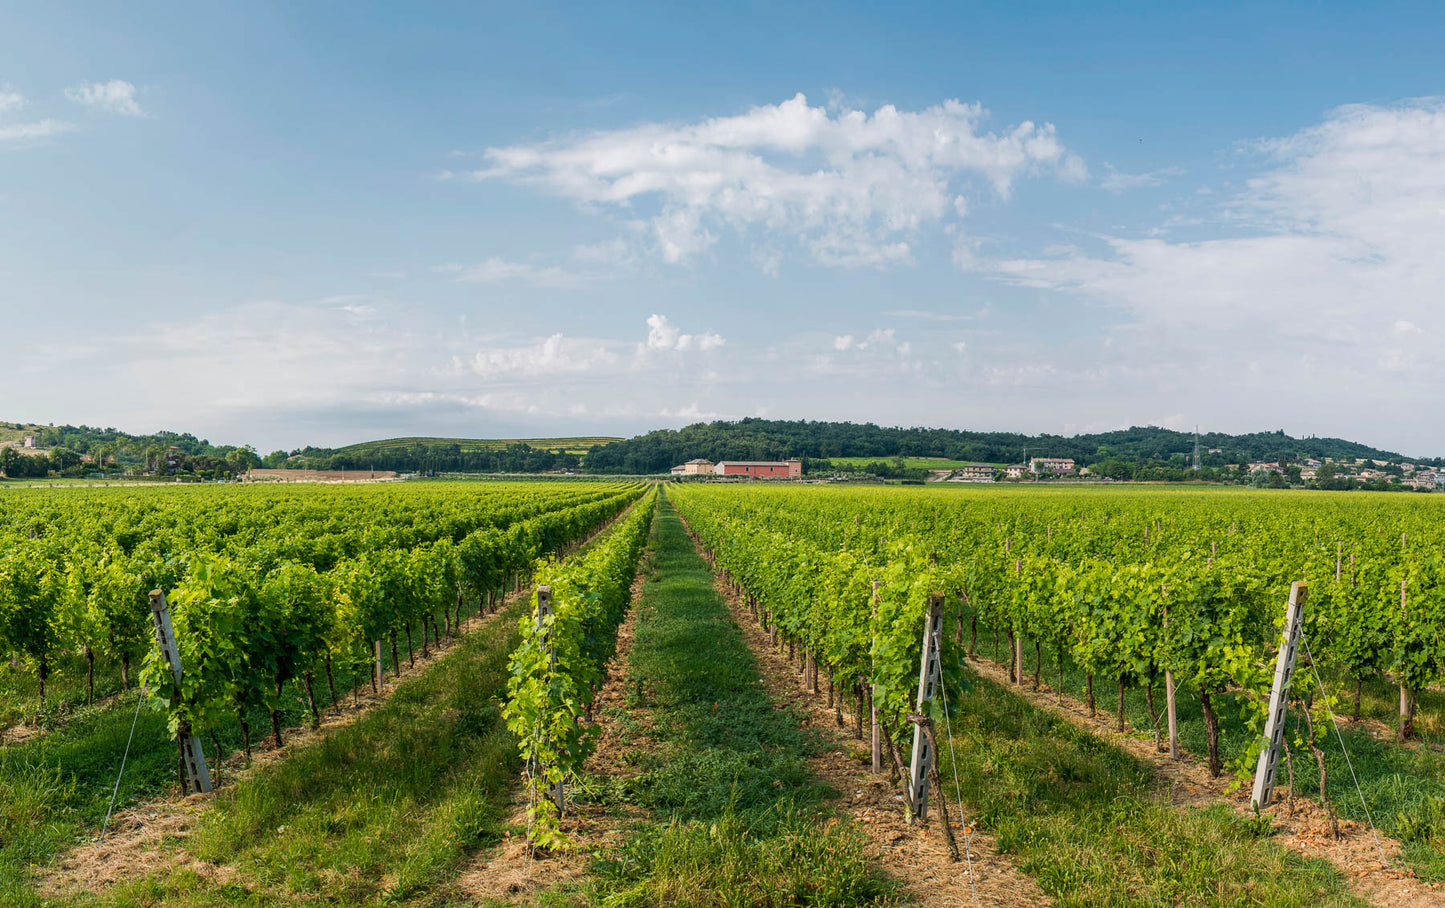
[670,483,1445,882]
[5,479,1445,905]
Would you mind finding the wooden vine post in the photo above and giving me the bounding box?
[375,640,384,691]
[1251,581,1307,809]
[1163,596,1179,760]
[907,593,945,821]
[534,585,565,815]
[870,581,882,774]
[149,591,213,794]
[1400,579,1414,740]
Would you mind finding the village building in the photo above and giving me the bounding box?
[1004,464,1028,479]
[949,463,997,482]
[713,459,802,478]
[1029,457,1076,475]
[669,458,716,476]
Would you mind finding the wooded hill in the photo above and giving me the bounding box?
[581,419,1431,475]
[5,418,1435,480]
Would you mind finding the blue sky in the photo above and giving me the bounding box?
[4,2,1445,454]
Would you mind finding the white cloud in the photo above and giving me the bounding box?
[832,328,910,356]
[570,237,633,265]
[966,100,1445,353]
[885,308,977,322]
[1099,164,1184,193]
[437,258,587,288]
[643,314,724,352]
[470,92,1082,269]
[65,79,144,116]
[956,98,1445,443]
[0,88,72,145]
[0,119,72,144]
[470,333,617,378]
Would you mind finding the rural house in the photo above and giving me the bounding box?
[713,459,802,478]
[670,458,716,475]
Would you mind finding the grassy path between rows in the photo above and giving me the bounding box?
[933,664,1370,906]
[56,597,525,907]
[557,493,898,907]
[967,617,1445,882]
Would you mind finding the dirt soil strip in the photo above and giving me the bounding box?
[451,569,653,904]
[968,654,1442,908]
[696,573,1048,901]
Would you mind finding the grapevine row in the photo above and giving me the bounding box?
[670,484,1445,778]
[504,486,658,844]
[0,483,643,747]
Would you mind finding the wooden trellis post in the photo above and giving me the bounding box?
[1251,581,1307,809]
[149,591,213,794]
[534,586,565,815]
[907,593,945,821]
[871,581,882,774]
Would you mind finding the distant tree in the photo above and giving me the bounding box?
[48,446,81,473]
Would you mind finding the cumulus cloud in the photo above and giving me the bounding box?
[643,314,724,352]
[65,79,144,116]
[469,92,1082,269]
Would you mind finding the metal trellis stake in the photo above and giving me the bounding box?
[149,590,213,794]
[1251,580,1307,810]
[907,593,945,821]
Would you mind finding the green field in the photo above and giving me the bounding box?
[336,435,623,456]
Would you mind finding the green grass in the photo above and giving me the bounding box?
[1,691,178,907]
[0,607,481,905]
[559,493,897,907]
[336,436,623,456]
[969,619,1445,883]
[936,665,1367,906]
[66,599,527,908]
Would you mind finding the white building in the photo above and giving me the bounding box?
[670,458,716,476]
[949,463,997,482]
[1029,457,1076,475]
